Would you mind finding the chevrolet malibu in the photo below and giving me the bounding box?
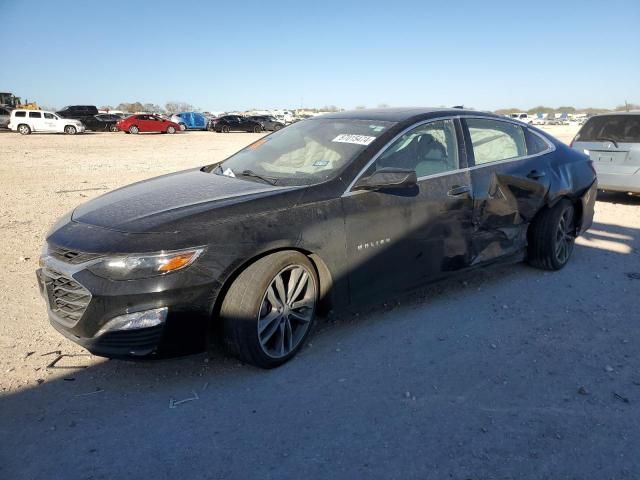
[38,108,597,368]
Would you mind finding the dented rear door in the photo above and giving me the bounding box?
[462,117,551,264]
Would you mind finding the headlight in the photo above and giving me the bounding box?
[87,248,204,280]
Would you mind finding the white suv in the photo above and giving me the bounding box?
[8,109,85,135]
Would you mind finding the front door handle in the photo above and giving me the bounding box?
[527,170,546,180]
[447,185,471,197]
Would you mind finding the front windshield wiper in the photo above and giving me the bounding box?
[596,137,619,148]
[236,169,278,185]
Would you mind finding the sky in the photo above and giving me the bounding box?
[1,0,638,112]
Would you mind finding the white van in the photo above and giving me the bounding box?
[8,109,85,135]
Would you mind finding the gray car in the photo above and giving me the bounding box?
[0,106,11,128]
[571,112,640,194]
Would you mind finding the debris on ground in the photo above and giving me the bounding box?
[604,365,614,373]
[613,392,630,404]
[625,272,640,280]
[169,390,199,408]
[75,388,104,397]
[578,386,589,395]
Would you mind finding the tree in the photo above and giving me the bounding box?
[355,105,367,110]
[99,105,113,111]
[165,101,194,113]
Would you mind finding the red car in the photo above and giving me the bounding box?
[116,114,181,134]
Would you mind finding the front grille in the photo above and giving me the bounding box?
[42,268,91,326]
[48,245,103,264]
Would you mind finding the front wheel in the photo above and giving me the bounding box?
[252,125,262,133]
[179,123,186,131]
[64,125,77,135]
[222,125,230,133]
[109,124,118,132]
[527,199,576,270]
[128,125,139,134]
[221,251,318,368]
[167,125,176,134]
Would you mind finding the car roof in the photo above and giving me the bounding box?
[318,107,496,122]
[588,111,640,117]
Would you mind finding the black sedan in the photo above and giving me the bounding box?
[82,114,120,132]
[248,115,285,131]
[214,115,263,133]
[37,108,597,368]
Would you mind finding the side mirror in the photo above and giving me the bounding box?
[353,167,417,191]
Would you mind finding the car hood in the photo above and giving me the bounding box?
[71,168,300,233]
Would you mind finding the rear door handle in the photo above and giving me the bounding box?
[447,185,471,197]
[527,170,546,180]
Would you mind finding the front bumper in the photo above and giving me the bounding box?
[37,254,216,358]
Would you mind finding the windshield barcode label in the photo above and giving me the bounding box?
[332,134,376,146]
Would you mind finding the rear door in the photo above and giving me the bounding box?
[28,111,44,131]
[461,117,552,264]
[342,118,474,302]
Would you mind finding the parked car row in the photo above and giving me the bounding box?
[6,105,287,135]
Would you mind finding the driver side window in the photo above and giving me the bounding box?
[366,119,459,178]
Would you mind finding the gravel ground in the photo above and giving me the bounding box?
[0,125,639,479]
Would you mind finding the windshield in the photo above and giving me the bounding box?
[206,118,394,186]
[576,115,640,144]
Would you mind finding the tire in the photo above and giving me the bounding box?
[221,251,319,368]
[253,125,262,133]
[129,125,139,134]
[273,124,283,131]
[64,125,77,135]
[109,124,118,132]
[167,125,176,134]
[222,125,230,133]
[17,124,31,135]
[179,123,186,131]
[527,199,576,271]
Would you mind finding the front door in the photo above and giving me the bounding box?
[342,118,474,303]
[462,117,552,264]
[43,112,59,132]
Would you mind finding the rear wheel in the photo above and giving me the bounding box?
[17,124,31,135]
[222,125,230,133]
[527,199,576,270]
[64,125,77,135]
[109,124,118,132]
[167,125,176,134]
[128,125,139,134]
[273,124,283,131]
[221,251,318,368]
[253,125,262,133]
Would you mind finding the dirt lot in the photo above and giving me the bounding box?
[1,125,639,479]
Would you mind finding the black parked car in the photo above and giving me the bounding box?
[214,115,263,133]
[248,115,285,131]
[38,108,597,368]
[82,114,120,132]
[56,105,100,129]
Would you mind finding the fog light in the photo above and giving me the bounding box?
[96,307,168,336]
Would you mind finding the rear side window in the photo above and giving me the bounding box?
[466,118,526,165]
[576,115,640,143]
[14,111,26,117]
[525,130,551,155]
[29,112,42,118]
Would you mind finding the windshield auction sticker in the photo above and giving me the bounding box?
[332,134,376,146]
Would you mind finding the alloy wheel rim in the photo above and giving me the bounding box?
[257,265,316,358]
[555,207,575,264]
